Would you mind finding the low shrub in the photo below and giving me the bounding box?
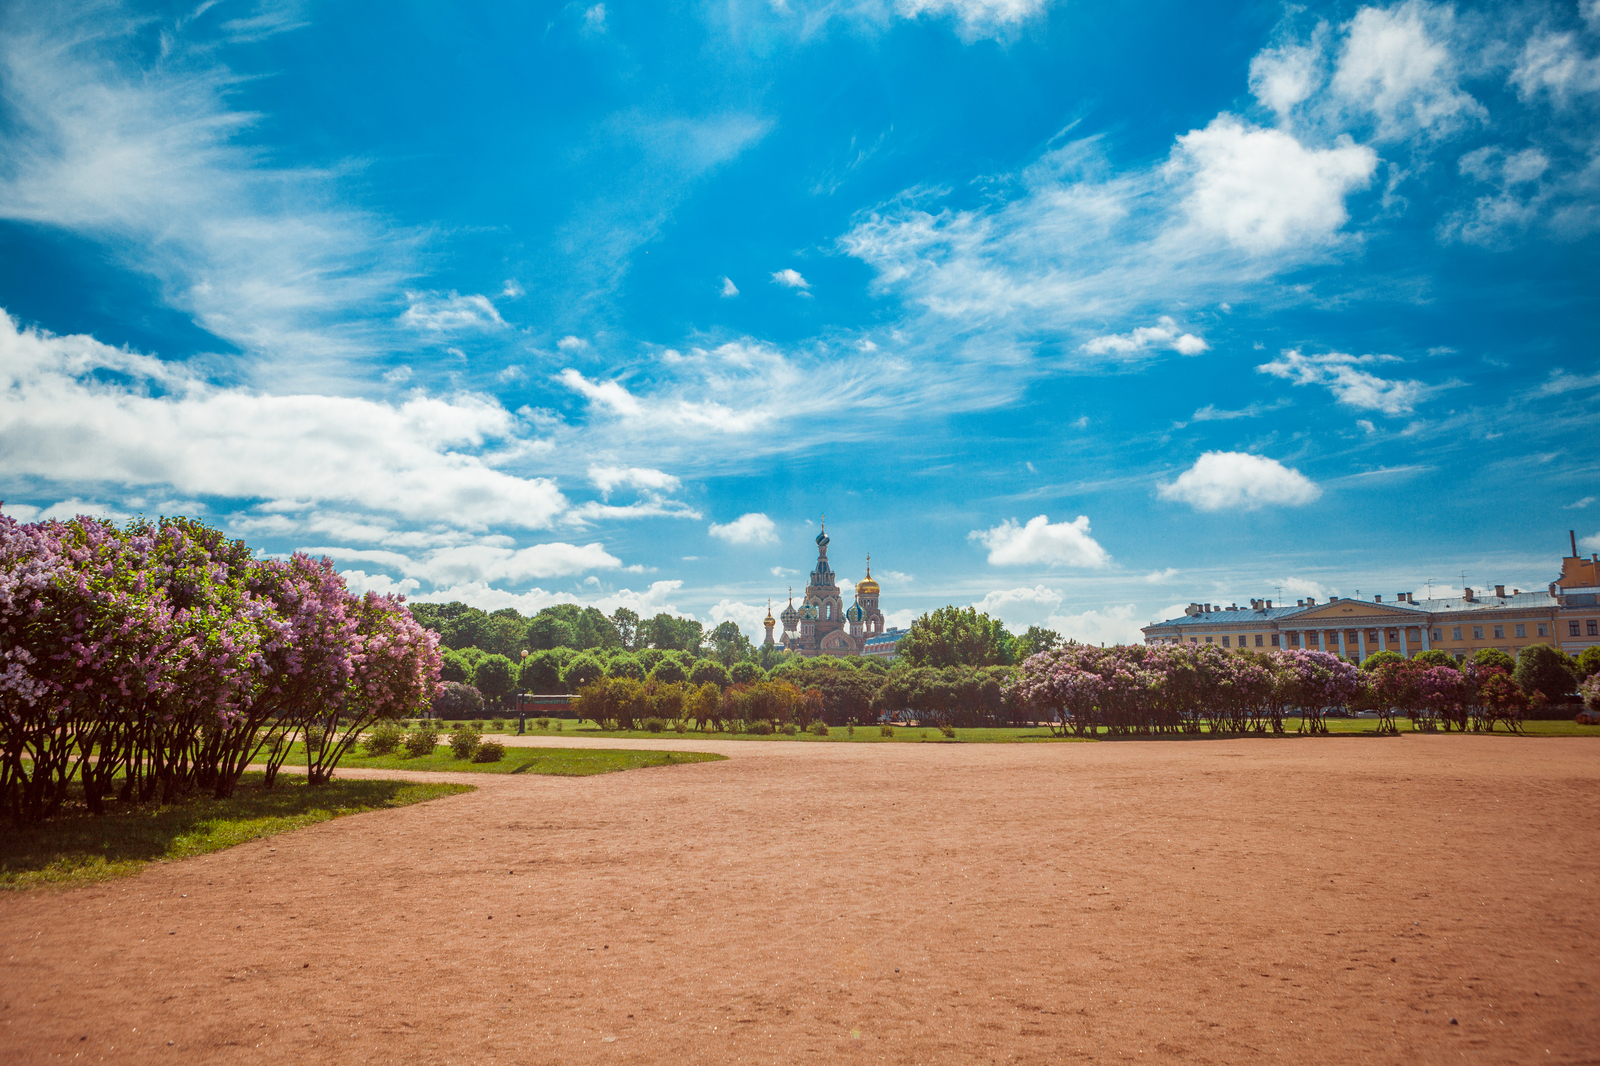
[535,717,551,730]
[674,719,688,734]
[645,717,667,734]
[364,720,403,756]
[471,720,484,732]
[781,723,799,735]
[880,724,894,737]
[810,721,829,736]
[552,720,563,731]
[303,725,326,753]
[473,739,506,763]
[449,726,482,760]
[847,724,855,737]
[404,724,440,757]
[491,718,506,733]
[939,723,956,738]
[748,720,774,735]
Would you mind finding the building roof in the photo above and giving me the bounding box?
[1144,590,1562,631]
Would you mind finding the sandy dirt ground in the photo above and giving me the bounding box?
[2,735,1597,1065]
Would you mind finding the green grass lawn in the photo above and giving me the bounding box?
[268,741,728,774]
[0,773,471,891]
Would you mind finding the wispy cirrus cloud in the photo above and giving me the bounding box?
[1256,349,1444,415]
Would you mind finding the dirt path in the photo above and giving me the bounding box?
[2,736,1596,1064]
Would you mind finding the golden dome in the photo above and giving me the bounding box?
[764,599,776,628]
[856,556,880,596]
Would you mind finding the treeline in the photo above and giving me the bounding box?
[1008,641,1598,736]
[406,601,752,661]
[0,512,440,823]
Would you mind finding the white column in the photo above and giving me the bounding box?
[1338,630,1348,660]
[1399,627,1409,657]
[1378,628,1387,652]
[1421,624,1431,651]
[1358,629,1368,662]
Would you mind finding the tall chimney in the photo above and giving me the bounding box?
[1495,584,1506,598]
[1463,587,1475,602]
[1573,530,1580,557]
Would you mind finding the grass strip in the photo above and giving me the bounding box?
[269,742,728,775]
[0,773,471,891]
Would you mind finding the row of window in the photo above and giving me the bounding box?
[1178,618,1599,647]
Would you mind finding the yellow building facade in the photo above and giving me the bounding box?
[1140,535,1600,660]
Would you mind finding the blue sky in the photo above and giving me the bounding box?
[1,0,1597,644]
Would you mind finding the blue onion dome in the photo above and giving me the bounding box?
[815,529,829,548]
[780,601,799,626]
[800,603,818,621]
[845,601,864,623]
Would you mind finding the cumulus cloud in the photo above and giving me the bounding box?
[708,599,773,643]
[1082,316,1209,356]
[970,515,1111,568]
[1329,1,1484,142]
[401,579,689,618]
[399,292,506,332]
[895,0,1049,35]
[1144,568,1180,583]
[1257,348,1437,414]
[771,268,811,290]
[1159,452,1322,512]
[588,465,682,496]
[0,313,568,530]
[1581,531,1600,553]
[1511,32,1600,105]
[312,540,623,586]
[709,512,778,545]
[720,276,740,297]
[1250,38,1324,120]
[974,585,1063,628]
[1043,603,1145,646]
[1169,116,1377,254]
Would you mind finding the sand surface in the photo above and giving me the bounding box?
[2,735,1597,1064]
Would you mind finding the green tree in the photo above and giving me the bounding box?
[1513,644,1578,701]
[527,613,577,650]
[707,620,752,665]
[1361,650,1405,672]
[439,650,472,684]
[729,660,764,685]
[606,654,646,680]
[561,653,605,692]
[473,654,518,709]
[519,650,564,693]
[1011,625,1061,662]
[1473,647,1516,673]
[689,659,732,688]
[642,613,704,652]
[1574,645,1600,681]
[441,608,492,652]
[487,610,529,658]
[650,658,689,685]
[610,608,640,651]
[897,606,1014,668]
[1414,649,1458,669]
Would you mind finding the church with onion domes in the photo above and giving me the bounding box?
[761,518,887,657]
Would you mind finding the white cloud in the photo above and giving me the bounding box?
[404,579,688,619]
[1250,38,1324,120]
[1169,116,1377,254]
[588,465,682,496]
[497,365,527,383]
[771,566,799,578]
[558,365,773,434]
[708,599,772,643]
[894,0,1049,36]
[1143,568,1180,583]
[1538,369,1600,395]
[771,268,811,290]
[0,313,568,530]
[557,335,589,351]
[970,515,1111,568]
[1158,451,1322,512]
[1082,316,1209,356]
[501,279,525,298]
[1581,531,1600,553]
[720,276,740,297]
[1329,1,1484,142]
[313,540,623,586]
[383,366,413,385]
[1566,497,1596,510]
[1257,348,1436,414]
[0,7,412,380]
[1042,603,1144,646]
[1277,576,1333,600]
[974,585,1062,628]
[399,291,506,333]
[584,3,606,31]
[0,498,127,523]
[1511,32,1600,105]
[709,512,778,545]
